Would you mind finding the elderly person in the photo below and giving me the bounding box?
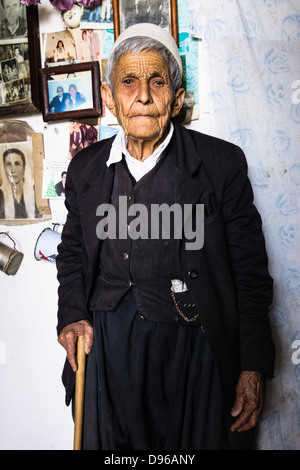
[49,86,70,113]
[67,84,86,110]
[57,23,274,450]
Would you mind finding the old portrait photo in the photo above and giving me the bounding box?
[69,28,103,66]
[0,0,27,40]
[0,141,41,221]
[68,119,99,159]
[42,30,77,67]
[119,0,170,32]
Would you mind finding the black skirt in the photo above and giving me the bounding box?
[81,290,253,450]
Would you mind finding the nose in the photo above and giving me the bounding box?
[136,80,152,104]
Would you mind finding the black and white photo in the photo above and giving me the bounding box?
[0,5,42,116]
[0,141,40,221]
[119,0,170,31]
[0,43,30,107]
[0,0,27,40]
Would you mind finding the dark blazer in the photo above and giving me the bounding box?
[55,181,65,197]
[68,92,86,109]
[49,93,70,113]
[56,121,275,408]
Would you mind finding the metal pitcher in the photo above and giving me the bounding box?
[0,232,24,276]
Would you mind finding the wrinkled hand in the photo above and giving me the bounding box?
[231,370,264,432]
[58,320,94,372]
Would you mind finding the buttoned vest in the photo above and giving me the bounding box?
[89,146,201,325]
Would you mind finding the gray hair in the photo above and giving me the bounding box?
[106,36,182,93]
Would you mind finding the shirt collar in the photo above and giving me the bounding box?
[7,19,20,37]
[106,122,174,167]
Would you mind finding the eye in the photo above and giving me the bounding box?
[150,77,166,88]
[123,78,134,85]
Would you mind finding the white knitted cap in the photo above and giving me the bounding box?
[110,23,182,74]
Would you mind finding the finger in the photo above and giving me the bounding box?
[65,332,78,372]
[231,395,244,417]
[83,326,94,355]
[231,398,256,430]
[233,421,253,432]
[231,408,261,432]
[231,398,263,432]
[231,409,252,431]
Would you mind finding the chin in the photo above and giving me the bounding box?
[127,124,162,141]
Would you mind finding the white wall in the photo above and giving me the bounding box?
[0,2,75,451]
[0,1,209,450]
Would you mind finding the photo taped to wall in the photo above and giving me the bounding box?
[42,30,77,67]
[69,28,103,67]
[0,141,41,221]
[68,118,99,159]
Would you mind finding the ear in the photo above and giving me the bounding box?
[171,88,185,118]
[101,84,117,117]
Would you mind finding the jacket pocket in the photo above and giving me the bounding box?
[171,289,202,326]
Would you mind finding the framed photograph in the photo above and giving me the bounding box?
[40,61,102,122]
[113,0,179,44]
[0,4,41,116]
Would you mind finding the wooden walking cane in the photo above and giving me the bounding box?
[73,335,86,450]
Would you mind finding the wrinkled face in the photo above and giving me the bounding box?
[4,153,25,185]
[69,86,77,98]
[104,50,184,145]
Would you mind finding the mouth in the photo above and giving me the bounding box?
[130,114,156,119]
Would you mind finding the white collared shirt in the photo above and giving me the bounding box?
[7,19,20,37]
[106,122,174,182]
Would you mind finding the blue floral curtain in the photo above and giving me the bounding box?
[188,0,300,450]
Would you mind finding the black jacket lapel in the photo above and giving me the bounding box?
[79,140,116,274]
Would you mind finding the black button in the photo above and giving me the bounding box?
[188,270,198,279]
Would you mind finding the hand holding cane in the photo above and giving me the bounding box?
[73,335,86,450]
